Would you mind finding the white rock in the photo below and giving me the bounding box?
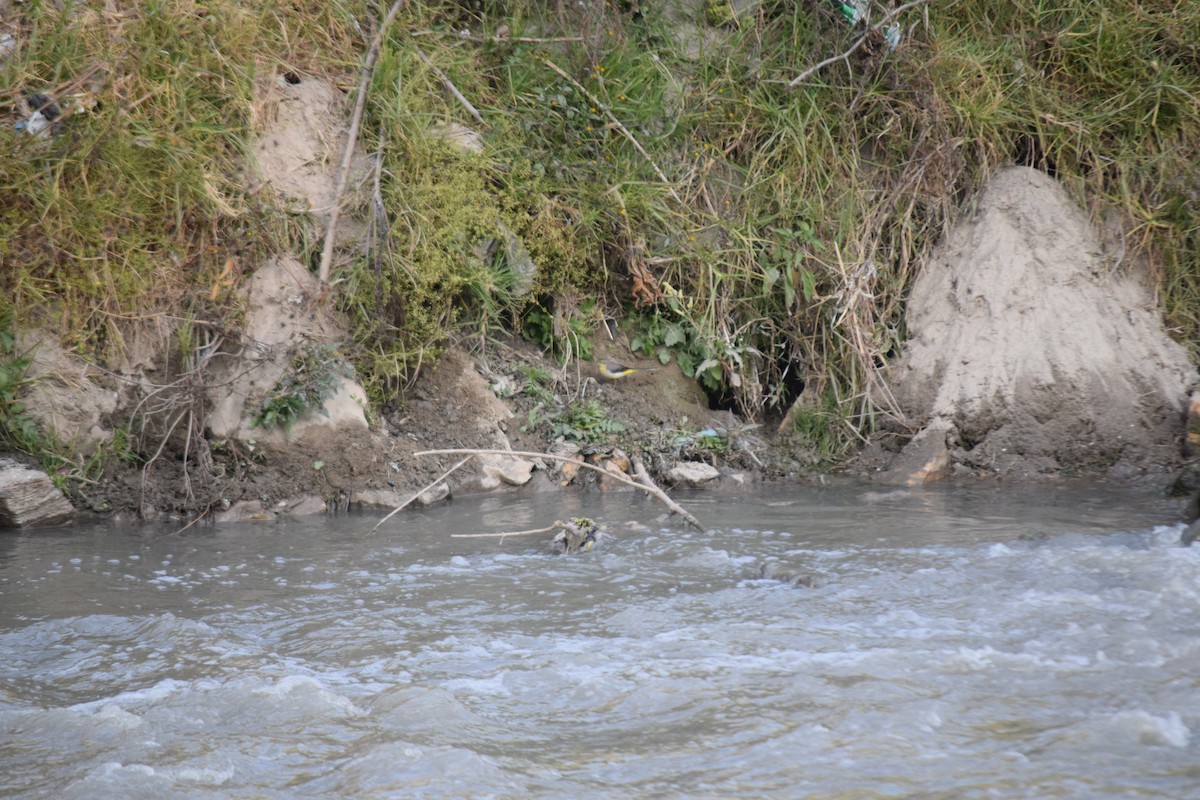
[666,461,721,487]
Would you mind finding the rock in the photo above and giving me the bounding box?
[353,489,407,510]
[206,256,371,446]
[881,166,1198,475]
[0,463,74,528]
[1183,520,1200,547]
[559,457,584,485]
[881,419,954,486]
[428,122,484,154]
[666,461,721,487]
[278,495,328,517]
[477,452,536,489]
[1185,391,1200,458]
[416,481,450,507]
[213,500,275,523]
[17,330,118,450]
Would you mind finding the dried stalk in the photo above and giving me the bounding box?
[365,456,472,535]
[414,47,486,126]
[541,58,682,205]
[415,448,707,532]
[317,0,408,283]
[451,523,560,540]
[788,0,932,88]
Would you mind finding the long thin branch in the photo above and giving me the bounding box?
[630,455,705,533]
[365,456,471,535]
[414,47,486,126]
[788,0,932,88]
[451,523,560,540]
[318,0,408,283]
[541,58,683,205]
[415,448,707,532]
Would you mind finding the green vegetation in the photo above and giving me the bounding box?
[252,344,347,432]
[2,0,1197,460]
[0,314,41,454]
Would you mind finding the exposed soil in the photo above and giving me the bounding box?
[876,166,1198,480]
[15,86,1198,523]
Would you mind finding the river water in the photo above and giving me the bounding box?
[1,480,1198,798]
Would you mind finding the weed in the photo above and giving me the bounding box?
[548,400,626,445]
[0,315,42,454]
[252,344,348,432]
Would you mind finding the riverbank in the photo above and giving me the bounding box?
[1,1,1198,526]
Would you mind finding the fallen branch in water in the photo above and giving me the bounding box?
[415,448,707,532]
[451,522,560,541]
[365,456,472,535]
[630,454,705,533]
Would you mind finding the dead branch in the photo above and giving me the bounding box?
[415,448,707,532]
[541,58,683,205]
[414,47,486,126]
[788,0,932,88]
[630,455,706,533]
[451,523,560,540]
[365,456,472,535]
[318,0,408,283]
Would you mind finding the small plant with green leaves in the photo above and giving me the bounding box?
[521,299,596,364]
[549,400,626,445]
[627,310,726,393]
[252,344,349,433]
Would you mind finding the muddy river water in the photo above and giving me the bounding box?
[1,481,1198,798]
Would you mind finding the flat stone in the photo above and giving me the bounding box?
[477,453,536,489]
[280,495,328,517]
[416,482,450,507]
[353,489,407,510]
[214,500,275,523]
[666,461,721,487]
[0,464,74,528]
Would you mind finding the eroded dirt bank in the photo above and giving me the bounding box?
[8,100,1199,523]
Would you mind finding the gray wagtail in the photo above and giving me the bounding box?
[598,359,658,381]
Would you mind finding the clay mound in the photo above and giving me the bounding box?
[885,166,1197,476]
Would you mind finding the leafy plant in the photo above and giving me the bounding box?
[521,299,595,363]
[549,400,626,444]
[252,344,348,432]
[628,311,726,393]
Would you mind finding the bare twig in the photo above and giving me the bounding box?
[365,456,472,535]
[541,58,683,205]
[415,448,707,532]
[318,0,408,283]
[451,523,560,540]
[788,0,933,88]
[414,47,486,126]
